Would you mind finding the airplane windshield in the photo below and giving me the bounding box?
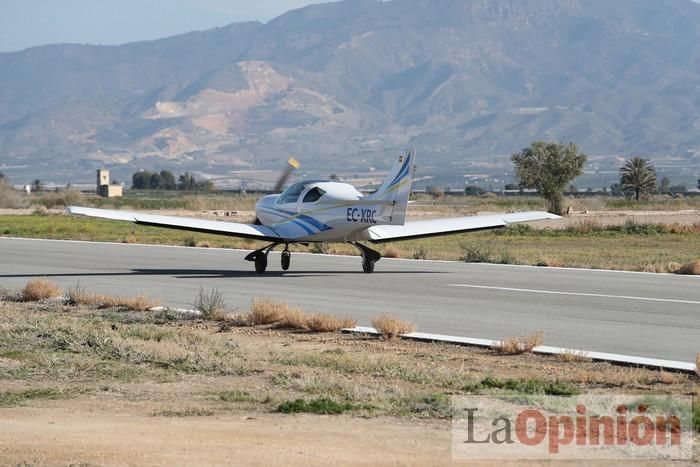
[277,180,326,204]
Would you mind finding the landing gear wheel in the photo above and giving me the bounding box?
[353,242,381,274]
[254,254,268,274]
[281,249,291,271]
[362,257,375,273]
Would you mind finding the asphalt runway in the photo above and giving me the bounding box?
[1,237,698,362]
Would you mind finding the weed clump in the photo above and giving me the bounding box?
[493,331,544,355]
[66,283,159,311]
[21,279,63,301]
[193,287,226,320]
[383,246,401,258]
[248,297,287,325]
[677,260,700,275]
[372,315,416,339]
[304,314,356,332]
[469,377,578,396]
[277,398,353,414]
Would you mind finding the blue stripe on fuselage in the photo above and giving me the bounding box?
[297,214,332,232]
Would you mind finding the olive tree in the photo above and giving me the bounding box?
[511,141,587,215]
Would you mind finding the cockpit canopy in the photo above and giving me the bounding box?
[276,179,364,204]
[277,180,327,204]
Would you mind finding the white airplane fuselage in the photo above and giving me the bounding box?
[255,184,391,243]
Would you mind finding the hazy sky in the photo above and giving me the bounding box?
[0,0,330,52]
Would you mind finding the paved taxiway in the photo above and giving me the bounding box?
[1,237,698,362]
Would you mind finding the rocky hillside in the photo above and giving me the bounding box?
[1,0,700,182]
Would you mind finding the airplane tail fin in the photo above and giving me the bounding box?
[368,149,415,225]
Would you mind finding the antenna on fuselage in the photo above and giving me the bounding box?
[273,157,301,192]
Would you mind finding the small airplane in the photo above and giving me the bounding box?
[67,150,558,273]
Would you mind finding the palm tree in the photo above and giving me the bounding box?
[619,157,657,201]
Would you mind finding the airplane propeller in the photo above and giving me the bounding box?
[274,157,301,192]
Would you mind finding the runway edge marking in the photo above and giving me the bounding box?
[344,326,697,373]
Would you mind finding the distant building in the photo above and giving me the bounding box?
[96,169,123,198]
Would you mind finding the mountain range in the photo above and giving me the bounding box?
[1,0,700,185]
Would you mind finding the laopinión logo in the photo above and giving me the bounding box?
[451,395,693,460]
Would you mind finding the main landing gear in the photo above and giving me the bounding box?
[244,243,292,274]
[353,242,381,274]
[244,242,382,274]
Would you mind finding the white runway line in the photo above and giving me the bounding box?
[347,327,696,372]
[447,283,700,305]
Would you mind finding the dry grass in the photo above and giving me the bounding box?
[0,180,28,208]
[21,279,63,301]
[276,307,307,329]
[383,246,402,258]
[557,349,590,362]
[536,257,566,268]
[66,284,158,311]
[493,331,544,355]
[304,314,356,333]
[193,287,226,320]
[676,259,700,275]
[568,218,602,234]
[247,298,354,332]
[99,294,160,311]
[34,190,84,209]
[121,234,138,244]
[248,297,287,325]
[371,315,416,339]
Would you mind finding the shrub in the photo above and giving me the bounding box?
[194,287,226,320]
[371,315,416,339]
[67,283,159,311]
[304,314,356,332]
[0,180,28,208]
[677,260,700,275]
[276,306,307,329]
[66,283,102,306]
[21,279,63,301]
[412,246,428,260]
[463,245,493,263]
[277,398,353,414]
[100,294,160,312]
[493,331,544,355]
[696,353,699,378]
[383,246,401,258]
[34,190,84,209]
[619,220,667,235]
[248,297,286,325]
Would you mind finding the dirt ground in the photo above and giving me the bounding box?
[1,403,453,466]
[0,299,698,466]
[3,403,695,466]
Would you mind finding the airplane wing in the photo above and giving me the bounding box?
[65,206,283,242]
[366,211,560,243]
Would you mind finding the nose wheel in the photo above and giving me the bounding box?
[281,247,291,271]
[245,243,280,274]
